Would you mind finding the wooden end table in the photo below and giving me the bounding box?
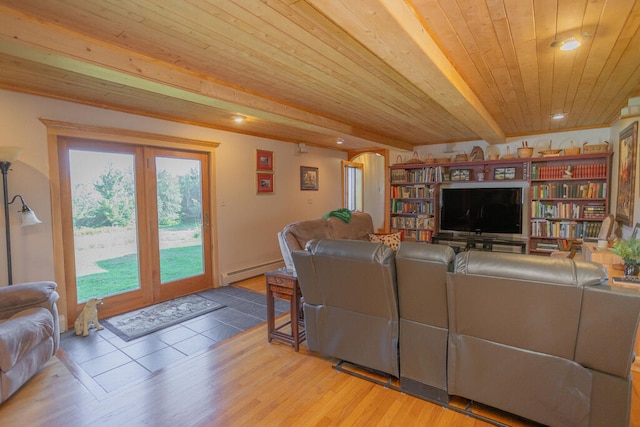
[266,268,306,351]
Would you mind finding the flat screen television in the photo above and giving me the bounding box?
[440,187,523,234]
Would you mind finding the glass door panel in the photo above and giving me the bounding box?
[146,148,211,301]
[69,149,141,303]
[155,156,204,284]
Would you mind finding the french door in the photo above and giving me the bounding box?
[59,139,212,319]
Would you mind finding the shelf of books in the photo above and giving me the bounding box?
[528,152,612,255]
[389,165,438,242]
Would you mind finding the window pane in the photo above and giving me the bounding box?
[69,150,140,303]
[155,157,204,283]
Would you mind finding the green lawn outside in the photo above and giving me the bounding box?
[76,245,203,302]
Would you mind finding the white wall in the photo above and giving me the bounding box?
[0,89,346,287]
[391,128,611,164]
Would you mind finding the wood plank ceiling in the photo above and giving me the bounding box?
[0,0,638,152]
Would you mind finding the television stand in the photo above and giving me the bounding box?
[432,233,527,254]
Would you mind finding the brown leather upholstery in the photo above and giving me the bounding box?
[282,212,374,252]
[447,250,640,427]
[292,238,399,377]
[395,241,455,402]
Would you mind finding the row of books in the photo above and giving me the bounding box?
[390,167,439,183]
[531,163,606,179]
[531,182,607,199]
[390,200,434,214]
[535,242,560,251]
[530,220,602,239]
[391,185,435,199]
[530,201,606,219]
[399,229,434,242]
[391,216,434,230]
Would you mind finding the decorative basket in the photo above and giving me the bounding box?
[563,140,580,156]
[436,157,451,163]
[517,147,534,158]
[502,146,515,159]
[454,151,468,162]
[405,151,423,164]
[583,141,609,153]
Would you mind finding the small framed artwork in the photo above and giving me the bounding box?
[504,167,516,180]
[256,149,274,172]
[616,121,638,226]
[300,166,319,190]
[494,168,505,180]
[451,169,470,181]
[257,173,274,194]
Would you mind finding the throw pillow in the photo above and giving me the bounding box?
[369,232,401,251]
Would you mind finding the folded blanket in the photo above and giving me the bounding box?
[323,208,352,223]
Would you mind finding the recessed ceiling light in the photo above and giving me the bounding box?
[551,36,582,51]
[559,37,581,51]
[551,113,566,120]
[233,116,245,123]
[336,138,344,145]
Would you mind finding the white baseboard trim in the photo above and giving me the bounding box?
[220,259,284,286]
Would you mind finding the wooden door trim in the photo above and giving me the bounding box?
[44,120,219,329]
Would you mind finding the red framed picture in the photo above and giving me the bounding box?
[257,173,274,194]
[256,149,274,172]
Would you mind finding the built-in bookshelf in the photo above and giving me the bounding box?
[528,152,613,254]
[389,165,438,242]
[388,152,613,254]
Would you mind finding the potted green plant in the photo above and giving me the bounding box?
[612,238,640,277]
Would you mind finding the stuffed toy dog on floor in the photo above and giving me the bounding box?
[74,297,104,336]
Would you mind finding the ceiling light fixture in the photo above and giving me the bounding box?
[551,113,566,120]
[233,116,245,123]
[559,37,581,51]
[550,36,582,51]
[336,138,344,145]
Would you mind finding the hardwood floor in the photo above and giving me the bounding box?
[1,276,639,426]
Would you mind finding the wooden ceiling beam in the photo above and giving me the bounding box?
[0,5,414,151]
[308,0,506,145]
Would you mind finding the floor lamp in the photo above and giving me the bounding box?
[0,147,42,285]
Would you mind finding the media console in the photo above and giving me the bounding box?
[431,233,527,254]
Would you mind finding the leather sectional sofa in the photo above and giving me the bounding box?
[291,238,640,427]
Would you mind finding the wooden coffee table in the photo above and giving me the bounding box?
[265,268,306,351]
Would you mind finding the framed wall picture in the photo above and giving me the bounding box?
[257,172,274,194]
[256,149,274,172]
[300,166,319,190]
[616,121,638,226]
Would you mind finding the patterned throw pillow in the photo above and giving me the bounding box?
[369,232,401,251]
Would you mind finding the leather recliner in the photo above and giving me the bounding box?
[0,281,60,403]
[395,241,456,403]
[292,238,399,377]
[447,250,640,427]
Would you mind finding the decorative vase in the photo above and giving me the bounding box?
[623,262,639,278]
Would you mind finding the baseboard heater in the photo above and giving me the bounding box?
[221,259,284,286]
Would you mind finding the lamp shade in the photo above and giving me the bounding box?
[20,207,42,226]
[0,146,22,163]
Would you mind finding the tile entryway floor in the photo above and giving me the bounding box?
[60,286,288,396]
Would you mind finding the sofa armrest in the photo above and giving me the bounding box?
[0,281,59,320]
[291,249,322,305]
[575,285,640,377]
